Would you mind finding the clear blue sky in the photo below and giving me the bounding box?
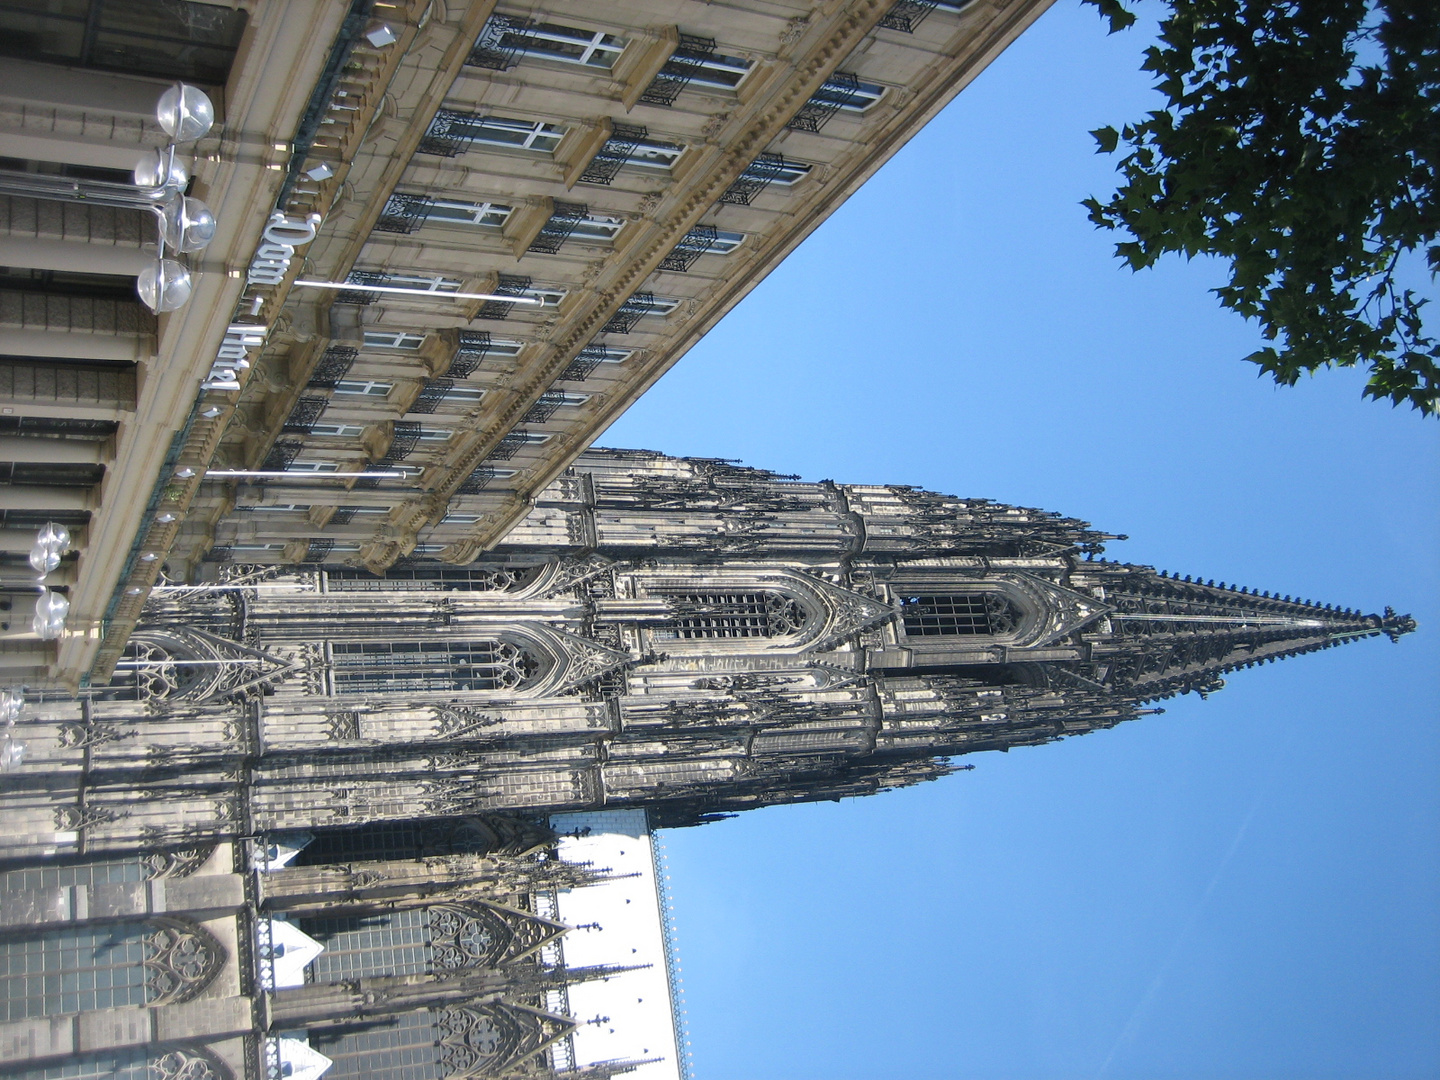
[602,3,1440,1078]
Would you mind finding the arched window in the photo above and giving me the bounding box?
[330,639,539,693]
[8,1044,231,1080]
[655,590,810,639]
[0,918,222,1020]
[299,903,558,983]
[325,564,542,593]
[899,593,1022,637]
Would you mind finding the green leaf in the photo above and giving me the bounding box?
[1082,0,1439,417]
[1091,126,1121,154]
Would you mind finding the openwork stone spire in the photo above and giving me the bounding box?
[10,449,1413,859]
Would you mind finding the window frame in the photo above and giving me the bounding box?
[334,379,395,398]
[445,114,568,153]
[519,21,627,69]
[424,197,514,228]
[363,330,428,351]
[307,423,367,439]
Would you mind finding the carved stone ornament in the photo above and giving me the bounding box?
[429,902,566,970]
[799,575,899,652]
[326,710,361,740]
[118,628,301,704]
[536,553,614,598]
[143,845,216,880]
[545,626,634,694]
[435,1001,574,1078]
[53,804,123,831]
[997,572,1113,649]
[57,720,131,749]
[150,1044,233,1080]
[145,918,226,1004]
[434,705,502,739]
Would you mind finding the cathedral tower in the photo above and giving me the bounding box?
[2,448,1413,860]
[0,449,1413,1080]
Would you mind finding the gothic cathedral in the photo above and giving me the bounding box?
[0,450,1412,1080]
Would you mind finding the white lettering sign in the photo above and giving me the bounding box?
[202,323,267,391]
[246,211,321,286]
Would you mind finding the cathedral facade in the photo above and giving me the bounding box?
[0,449,1412,1080]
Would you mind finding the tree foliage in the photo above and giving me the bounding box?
[1083,0,1439,415]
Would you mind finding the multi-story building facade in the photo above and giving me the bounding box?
[0,448,1414,1079]
[0,0,1053,693]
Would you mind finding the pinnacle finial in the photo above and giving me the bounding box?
[1377,607,1418,643]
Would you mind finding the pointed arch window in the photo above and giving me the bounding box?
[899,593,1022,636]
[656,590,810,639]
[300,903,557,984]
[330,639,539,692]
[0,918,222,1020]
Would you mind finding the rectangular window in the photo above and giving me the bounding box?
[688,51,754,90]
[899,594,1020,636]
[417,427,453,442]
[839,79,888,112]
[625,136,686,171]
[363,331,427,351]
[633,295,681,315]
[0,0,246,84]
[436,113,568,153]
[309,424,366,439]
[285,461,341,474]
[374,273,463,293]
[424,198,513,228]
[236,504,311,513]
[569,212,628,243]
[523,284,568,308]
[334,380,394,398]
[654,591,808,640]
[310,1009,440,1080]
[330,639,535,693]
[544,392,590,407]
[586,344,634,364]
[708,230,746,254]
[441,512,483,524]
[521,22,626,68]
[771,160,814,185]
[437,386,487,403]
[0,925,151,1019]
[303,910,430,982]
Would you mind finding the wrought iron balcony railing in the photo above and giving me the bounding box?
[879,0,941,32]
[602,292,656,335]
[446,331,492,378]
[786,72,862,133]
[578,123,647,187]
[720,153,790,206]
[658,225,718,272]
[474,274,533,321]
[526,201,589,255]
[281,396,330,435]
[465,14,537,71]
[639,34,719,107]
[558,343,612,382]
[308,346,358,389]
[374,192,435,234]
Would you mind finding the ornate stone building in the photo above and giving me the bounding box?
[0,0,1053,691]
[0,448,1414,1079]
